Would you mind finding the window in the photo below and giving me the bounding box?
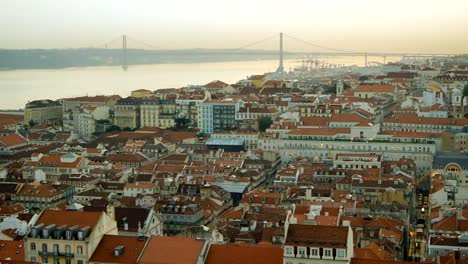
[77,246,83,255]
[30,243,36,251]
[65,259,71,264]
[311,248,318,256]
[31,257,36,262]
[285,246,293,255]
[53,244,59,253]
[77,261,83,264]
[54,258,60,264]
[324,249,331,257]
[42,244,48,253]
[337,250,345,257]
[65,245,71,253]
[298,247,306,257]
[42,257,49,264]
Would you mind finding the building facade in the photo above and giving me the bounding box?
[24,99,63,126]
[114,97,141,129]
[198,99,242,134]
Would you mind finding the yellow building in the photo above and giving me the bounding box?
[140,98,177,129]
[24,99,63,126]
[248,74,266,88]
[25,208,117,264]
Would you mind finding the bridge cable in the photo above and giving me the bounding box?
[229,33,278,51]
[283,33,358,54]
[125,36,162,50]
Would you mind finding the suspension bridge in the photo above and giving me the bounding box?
[84,33,460,71]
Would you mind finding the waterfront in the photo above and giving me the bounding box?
[0,56,398,109]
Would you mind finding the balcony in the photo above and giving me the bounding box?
[38,251,74,257]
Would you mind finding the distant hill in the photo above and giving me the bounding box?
[0,48,299,70]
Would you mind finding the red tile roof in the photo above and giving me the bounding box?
[205,80,228,89]
[24,153,84,169]
[355,84,396,93]
[330,113,368,123]
[384,114,451,126]
[36,210,102,232]
[139,236,205,264]
[0,240,25,262]
[287,128,350,136]
[89,235,147,264]
[285,224,349,248]
[300,116,330,127]
[0,204,27,216]
[206,244,283,264]
[0,134,28,147]
[17,184,63,198]
[248,75,266,81]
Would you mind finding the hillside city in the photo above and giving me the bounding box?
[1,57,468,264]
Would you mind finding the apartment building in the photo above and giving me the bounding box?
[198,98,242,134]
[24,209,118,264]
[24,99,63,126]
[114,97,142,129]
[140,98,177,129]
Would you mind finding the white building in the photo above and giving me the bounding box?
[283,223,354,264]
[210,131,259,150]
[198,98,242,134]
[123,182,156,197]
[78,105,110,141]
[259,126,438,176]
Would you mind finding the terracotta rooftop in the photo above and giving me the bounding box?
[0,240,25,262]
[0,204,27,216]
[89,235,147,264]
[384,114,451,126]
[330,113,368,123]
[287,128,350,136]
[0,134,28,147]
[206,244,283,264]
[285,224,349,248]
[24,153,84,168]
[36,209,102,232]
[204,80,228,89]
[17,184,64,198]
[355,84,396,93]
[139,236,205,264]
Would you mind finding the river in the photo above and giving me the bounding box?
[0,56,399,109]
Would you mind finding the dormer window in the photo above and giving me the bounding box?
[298,247,306,258]
[337,249,345,258]
[285,246,294,256]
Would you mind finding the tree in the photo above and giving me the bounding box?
[105,125,121,132]
[28,120,37,127]
[258,116,273,132]
[359,75,369,81]
[175,117,190,130]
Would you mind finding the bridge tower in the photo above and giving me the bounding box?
[276,32,284,74]
[122,35,128,71]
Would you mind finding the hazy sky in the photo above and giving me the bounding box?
[1,0,467,53]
